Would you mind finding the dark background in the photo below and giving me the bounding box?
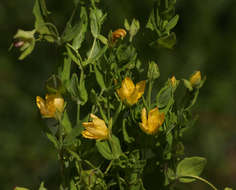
[0,0,235,189]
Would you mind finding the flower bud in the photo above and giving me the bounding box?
[13,29,36,60]
[189,71,201,87]
[111,28,126,43]
[170,76,177,87]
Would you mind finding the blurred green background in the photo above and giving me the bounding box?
[0,0,235,189]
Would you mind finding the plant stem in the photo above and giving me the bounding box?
[179,175,218,190]
[147,80,153,109]
[76,101,80,126]
[117,172,124,190]
[107,96,110,121]
[104,160,113,175]
[97,101,108,124]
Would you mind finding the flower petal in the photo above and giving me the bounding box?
[90,114,107,130]
[54,97,64,112]
[82,114,109,140]
[82,122,94,128]
[148,107,160,128]
[126,80,145,105]
[158,113,165,126]
[118,77,135,99]
[135,80,146,98]
[141,107,147,126]
[190,71,201,86]
[36,96,49,116]
[82,130,99,139]
[140,107,164,135]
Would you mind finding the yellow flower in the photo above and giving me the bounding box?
[189,71,201,87]
[36,94,64,118]
[139,107,165,135]
[116,77,145,105]
[112,28,127,43]
[82,114,109,140]
[170,76,177,87]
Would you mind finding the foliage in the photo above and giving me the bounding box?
[11,0,232,190]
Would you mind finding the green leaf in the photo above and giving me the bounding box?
[70,180,77,190]
[33,0,55,42]
[69,73,88,105]
[66,43,81,65]
[112,102,123,124]
[124,19,130,30]
[61,111,72,134]
[14,29,35,40]
[129,19,140,42]
[90,8,105,38]
[157,32,176,49]
[38,182,47,190]
[146,9,157,31]
[156,85,172,108]
[46,133,59,149]
[72,7,88,50]
[69,73,79,99]
[110,135,123,159]
[165,14,179,31]
[165,167,175,185]
[184,89,199,111]
[60,56,71,87]
[94,64,106,90]
[96,140,113,160]
[163,133,173,160]
[167,168,176,180]
[90,10,99,38]
[122,119,134,143]
[67,149,82,162]
[97,34,108,45]
[79,77,88,105]
[147,61,160,80]
[87,41,108,64]
[63,6,88,49]
[63,124,83,146]
[89,89,97,104]
[176,157,207,183]
[96,135,122,160]
[45,75,63,93]
[117,44,137,62]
